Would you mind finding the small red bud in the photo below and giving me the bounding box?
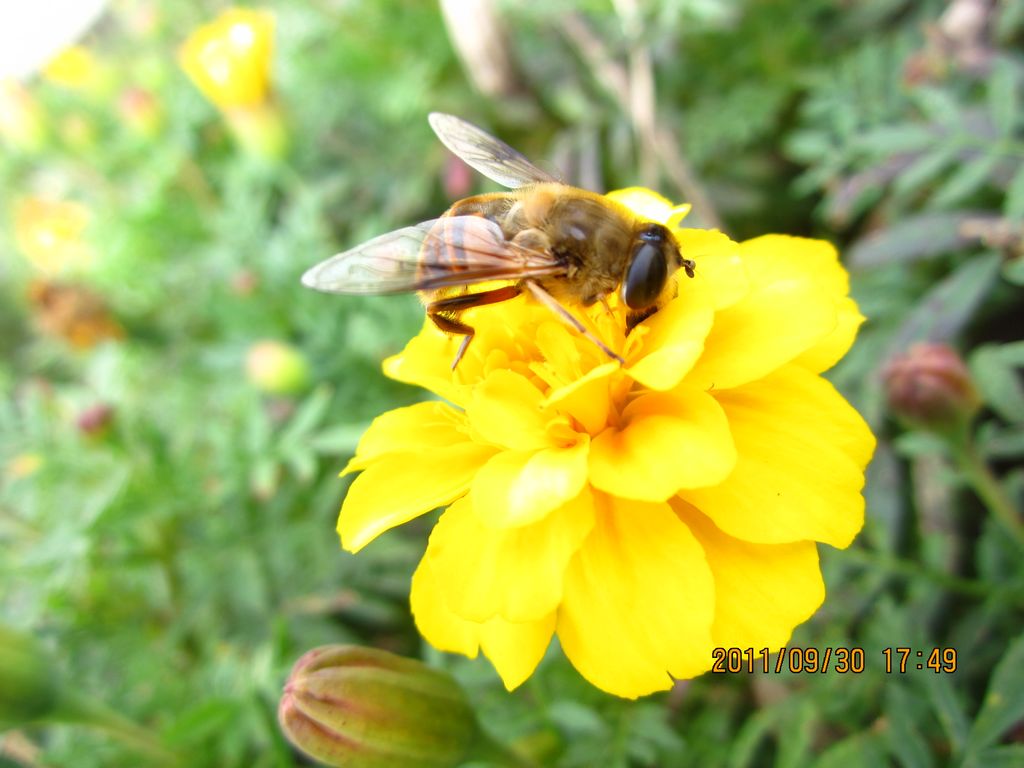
[883,343,980,430]
[77,403,114,437]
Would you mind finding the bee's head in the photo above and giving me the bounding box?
[621,223,693,310]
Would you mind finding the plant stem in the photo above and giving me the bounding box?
[953,436,1024,549]
[55,691,180,766]
[842,548,1013,599]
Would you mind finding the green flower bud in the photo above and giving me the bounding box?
[0,625,60,728]
[246,340,310,395]
[883,343,981,431]
[278,645,484,768]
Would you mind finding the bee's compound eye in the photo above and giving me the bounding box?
[622,242,668,310]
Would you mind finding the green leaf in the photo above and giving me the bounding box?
[812,732,888,768]
[977,422,1024,459]
[546,700,608,737]
[309,423,368,455]
[884,684,935,768]
[1003,258,1024,286]
[994,341,1024,366]
[964,631,1024,755]
[851,124,937,155]
[891,252,1002,349]
[729,708,780,768]
[931,152,1001,208]
[911,87,962,125]
[922,672,970,758]
[964,746,1024,768]
[848,211,978,267]
[777,700,817,768]
[892,144,961,198]
[1003,164,1024,220]
[988,59,1021,136]
[786,130,834,162]
[970,345,1024,424]
[279,386,332,443]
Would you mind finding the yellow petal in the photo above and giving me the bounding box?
[410,558,480,658]
[743,235,863,375]
[793,296,865,373]
[625,289,714,390]
[427,491,594,622]
[411,556,555,690]
[589,387,736,501]
[675,501,824,648]
[339,443,495,552]
[383,318,468,406]
[680,364,874,548]
[465,370,549,451]
[605,187,690,227]
[543,362,617,436]
[480,613,556,691]
[557,494,716,698]
[342,401,467,474]
[674,229,748,311]
[686,235,844,391]
[471,436,590,527]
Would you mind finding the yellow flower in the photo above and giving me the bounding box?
[14,197,94,275]
[42,46,99,90]
[179,8,275,111]
[337,188,875,698]
[5,453,43,481]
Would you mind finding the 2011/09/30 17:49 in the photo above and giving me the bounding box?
[711,647,959,674]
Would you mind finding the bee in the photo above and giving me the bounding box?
[301,113,695,367]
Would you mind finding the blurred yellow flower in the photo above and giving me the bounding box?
[179,8,275,111]
[14,197,94,275]
[42,45,99,90]
[0,80,46,151]
[5,453,43,481]
[337,188,875,698]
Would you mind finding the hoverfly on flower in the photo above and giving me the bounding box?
[301,113,696,367]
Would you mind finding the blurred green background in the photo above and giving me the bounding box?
[2,0,1023,766]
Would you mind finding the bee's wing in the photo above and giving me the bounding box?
[428,112,561,189]
[301,216,564,295]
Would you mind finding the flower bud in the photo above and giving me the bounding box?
[0,625,60,728]
[77,403,114,437]
[883,343,981,430]
[278,645,481,768]
[118,88,164,138]
[246,340,310,394]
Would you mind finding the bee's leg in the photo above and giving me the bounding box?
[427,285,523,369]
[523,280,625,365]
